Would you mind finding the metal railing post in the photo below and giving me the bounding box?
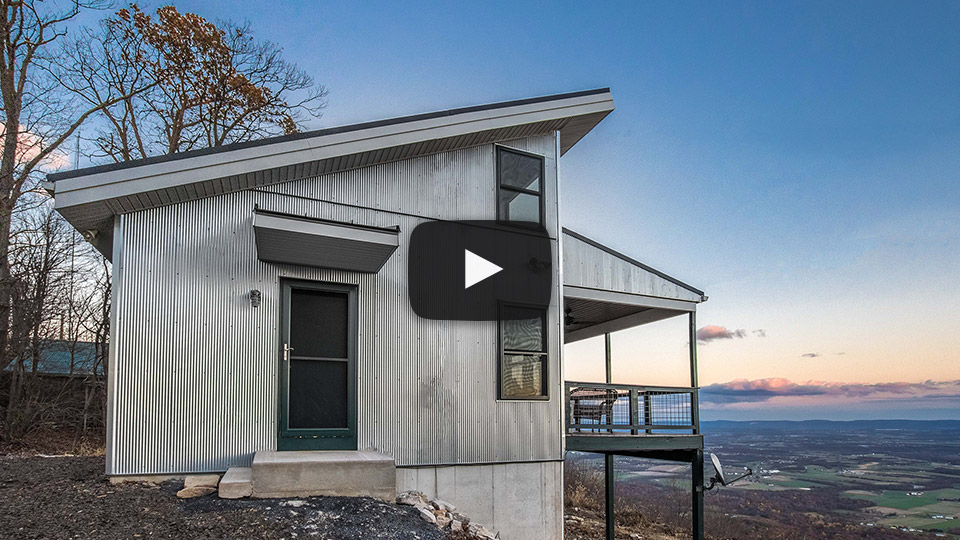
[605,333,613,433]
[643,393,652,434]
[629,388,639,435]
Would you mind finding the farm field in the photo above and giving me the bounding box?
[567,420,960,538]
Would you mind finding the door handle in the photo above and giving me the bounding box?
[283,343,294,363]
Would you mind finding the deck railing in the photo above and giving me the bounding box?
[565,381,699,435]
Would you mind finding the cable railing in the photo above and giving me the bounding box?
[565,381,699,435]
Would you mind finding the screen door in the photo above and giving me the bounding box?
[278,280,357,450]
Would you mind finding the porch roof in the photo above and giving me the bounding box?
[562,229,705,343]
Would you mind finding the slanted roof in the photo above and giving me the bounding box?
[562,229,706,343]
[47,88,615,240]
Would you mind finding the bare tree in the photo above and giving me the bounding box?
[64,5,327,163]
[0,0,148,375]
[3,204,100,440]
[1,3,326,445]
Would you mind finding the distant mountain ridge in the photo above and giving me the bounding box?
[701,419,960,432]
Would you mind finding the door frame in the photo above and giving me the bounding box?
[278,279,358,450]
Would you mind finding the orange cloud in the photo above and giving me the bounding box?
[0,125,71,171]
[701,378,960,408]
[696,325,747,343]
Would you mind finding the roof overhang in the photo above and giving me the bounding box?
[253,209,399,273]
[48,89,614,239]
[563,285,697,344]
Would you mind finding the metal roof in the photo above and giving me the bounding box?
[562,228,705,298]
[49,88,615,238]
[561,228,706,343]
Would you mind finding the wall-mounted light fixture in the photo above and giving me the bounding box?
[249,289,262,308]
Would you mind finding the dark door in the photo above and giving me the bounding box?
[278,280,357,450]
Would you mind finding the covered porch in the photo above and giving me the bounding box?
[561,228,706,539]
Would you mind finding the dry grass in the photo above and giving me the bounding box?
[0,427,105,456]
[564,459,689,539]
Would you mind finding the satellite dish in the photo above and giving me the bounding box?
[710,453,727,485]
[706,453,752,490]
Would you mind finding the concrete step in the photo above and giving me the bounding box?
[251,450,396,501]
[218,467,253,499]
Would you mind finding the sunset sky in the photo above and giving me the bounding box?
[72,1,960,420]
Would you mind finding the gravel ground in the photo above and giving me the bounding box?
[0,455,449,540]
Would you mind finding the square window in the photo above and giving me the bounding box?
[497,147,543,226]
[501,354,546,399]
[498,149,542,191]
[498,190,540,223]
[501,306,544,351]
[499,305,547,399]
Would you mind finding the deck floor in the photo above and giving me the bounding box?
[566,432,703,453]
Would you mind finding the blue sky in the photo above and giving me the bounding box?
[92,1,960,419]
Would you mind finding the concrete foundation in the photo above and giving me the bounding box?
[251,450,396,501]
[397,460,564,540]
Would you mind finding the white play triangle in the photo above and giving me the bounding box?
[464,249,503,289]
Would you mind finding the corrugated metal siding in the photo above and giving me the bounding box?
[108,135,562,474]
[562,233,702,303]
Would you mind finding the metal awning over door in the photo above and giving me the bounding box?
[253,209,399,272]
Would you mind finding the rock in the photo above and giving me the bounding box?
[183,474,220,489]
[469,522,497,540]
[281,500,306,508]
[397,490,429,507]
[418,506,437,525]
[430,498,456,512]
[451,512,470,526]
[176,486,216,498]
[450,519,463,532]
[433,510,453,529]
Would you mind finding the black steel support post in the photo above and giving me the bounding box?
[604,332,615,540]
[605,453,615,540]
[693,450,705,540]
[690,312,705,539]
[689,311,700,435]
[605,332,613,384]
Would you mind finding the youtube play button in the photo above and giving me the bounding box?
[464,249,503,288]
[409,221,552,320]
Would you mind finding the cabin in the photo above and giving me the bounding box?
[48,88,707,540]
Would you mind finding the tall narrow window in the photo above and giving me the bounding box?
[497,147,544,226]
[499,305,548,399]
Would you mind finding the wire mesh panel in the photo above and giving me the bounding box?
[645,391,693,432]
